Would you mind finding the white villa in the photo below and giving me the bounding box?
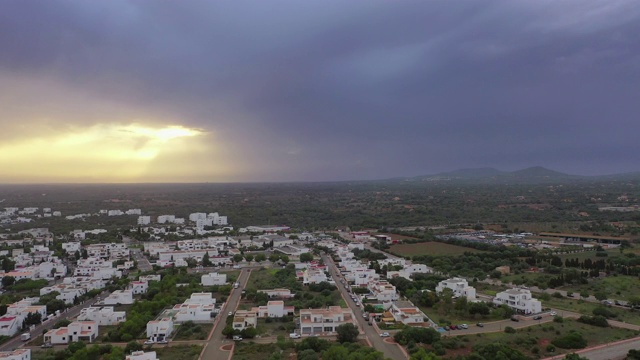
[435,277,477,301]
[493,288,542,314]
[299,307,356,335]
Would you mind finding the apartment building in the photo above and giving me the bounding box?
[103,290,134,305]
[368,281,399,302]
[299,307,355,335]
[130,281,148,295]
[0,316,20,337]
[390,301,430,326]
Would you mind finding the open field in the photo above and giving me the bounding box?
[444,319,639,359]
[389,242,486,257]
[173,322,213,341]
[558,275,640,301]
[538,296,640,326]
[155,345,203,360]
[233,343,295,360]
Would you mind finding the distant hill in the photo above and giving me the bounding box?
[407,166,585,184]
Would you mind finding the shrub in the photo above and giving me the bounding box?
[504,326,516,334]
[552,332,587,349]
[578,315,609,327]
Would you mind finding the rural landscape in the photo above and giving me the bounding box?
[0,168,639,360]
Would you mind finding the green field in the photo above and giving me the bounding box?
[389,242,485,257]
[233,342,295,360]
[173,322,213,341]
[155,345,203,360]
[446,319,639,359]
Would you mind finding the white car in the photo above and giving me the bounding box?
[550,311,557,316]
[460,324,468,329]
[144,340,155,345]
[228,311,234,316]
[380,332,390,337]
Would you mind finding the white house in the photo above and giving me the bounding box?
[301,269,328,285]
[0,349,31,360]
[390,301,430,326]
[126,351,158,360]
[77,307,126,326]
[130,281,148,295]
[146,318,174,341]
[493,288,542,314]
[44,321,98,344]
[299,307,356,335]
[257,289,295,299]
[137,216,151,225]
[103,290,134,305]
[61,242,81,253]
[0,316,21,337]
[436,278,477,301]
[201,272,227,286]
[251,300,295,318]
[6,298,47,323]
[368,281,399,302]
[139,275,161,282]
[232,310,258,331]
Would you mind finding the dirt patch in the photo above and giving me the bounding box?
[538,338,551,347]
[221,344,233,351]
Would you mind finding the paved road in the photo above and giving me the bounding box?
[131,248,153,272]
[1,290,110,352]
[200,269,250,360]
[323,254,408,360]
[544,336,640,360]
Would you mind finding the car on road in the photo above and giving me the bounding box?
[550,311,557,316]
[157,340,169,344]
[449,325,457,330]
[228,311,234,316]
[476,323,484,327]
[380,332,390,337]
[289,333,301,339]
[510,316,520,322]
[144,340,155,345]
[41,343,53,348]
[533,315,542,320]
[459,324,468,329]
[233,336,243,341]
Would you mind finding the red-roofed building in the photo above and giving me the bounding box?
[0,316,20,337]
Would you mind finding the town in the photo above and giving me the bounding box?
[0,198,638,360]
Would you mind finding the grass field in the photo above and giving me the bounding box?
[445,319,639,359]
[390,242,485,257]
[173,322,213,341]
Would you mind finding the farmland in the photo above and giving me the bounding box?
[389,242,486,257]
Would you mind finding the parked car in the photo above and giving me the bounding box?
[450,325,458,330]
[510,316,519,322]
[380,332,390,337]
[232,336,243,341]
[157,340,169,344]
[144,340,155,345]
[550,311,557,316]
[476,323,484,327]
[41,343,53,348]
[459,324,468,329]
[533,315,542,320]
[289,333,301,339]
[228,311,234,316]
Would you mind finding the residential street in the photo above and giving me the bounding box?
[323,254,408,360]
[0,290,110,352]
[200,268,251,360]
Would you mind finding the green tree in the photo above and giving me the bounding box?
[202,252,212,267]
[124,340,142,354]
[255,254,267,263]
[269,254,280,263]
[1,276,15,288]
[280,255,289,264]
[410,348,442,360]
[300,253,314,262]
[322,345,349,360]
[1,258,15,272]
[244,254,254,262]
[233,254,244,263]
[336,323,359,343]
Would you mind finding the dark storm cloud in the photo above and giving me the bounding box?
[1,0,639,180]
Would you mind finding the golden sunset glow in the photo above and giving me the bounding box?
[0,123,234,183]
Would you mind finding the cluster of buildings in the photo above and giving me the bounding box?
[0,298,47,337]
[146,292,218,342]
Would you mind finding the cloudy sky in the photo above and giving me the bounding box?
[1,1,639,183]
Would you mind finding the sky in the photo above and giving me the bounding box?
[1,1,639,183]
